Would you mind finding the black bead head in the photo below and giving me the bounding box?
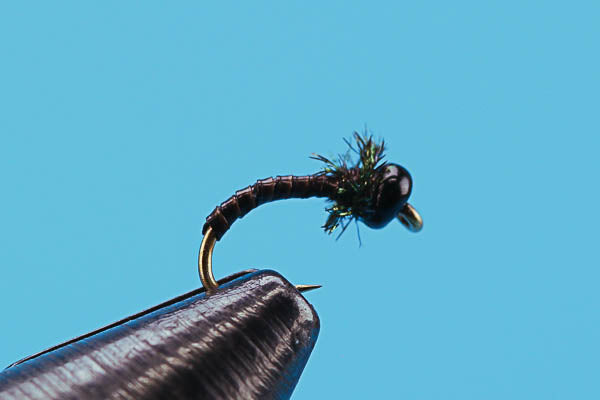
[361,163,412,229]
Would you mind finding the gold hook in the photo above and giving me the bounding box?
[198,226,219,293]
[397,202,423,232]
[198,226,321,294]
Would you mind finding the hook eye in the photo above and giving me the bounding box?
[397,203,423,232]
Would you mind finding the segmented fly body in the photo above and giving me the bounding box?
[202,174,336,240]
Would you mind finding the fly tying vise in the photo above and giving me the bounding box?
[199,133,423,294]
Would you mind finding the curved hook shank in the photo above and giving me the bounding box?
[198,226,218,293]
[198,226,321,294]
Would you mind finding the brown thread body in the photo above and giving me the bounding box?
[203,174,338,240]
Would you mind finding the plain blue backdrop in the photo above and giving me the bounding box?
[1,2,598,398]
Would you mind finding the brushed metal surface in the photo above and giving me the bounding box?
[0,270,320,400]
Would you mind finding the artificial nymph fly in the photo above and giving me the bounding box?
[199,132,423,293]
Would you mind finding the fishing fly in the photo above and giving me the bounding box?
[199,132,423,293]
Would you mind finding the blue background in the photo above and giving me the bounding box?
[1,2,598,398]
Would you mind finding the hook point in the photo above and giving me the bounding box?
[296,284,322,293]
